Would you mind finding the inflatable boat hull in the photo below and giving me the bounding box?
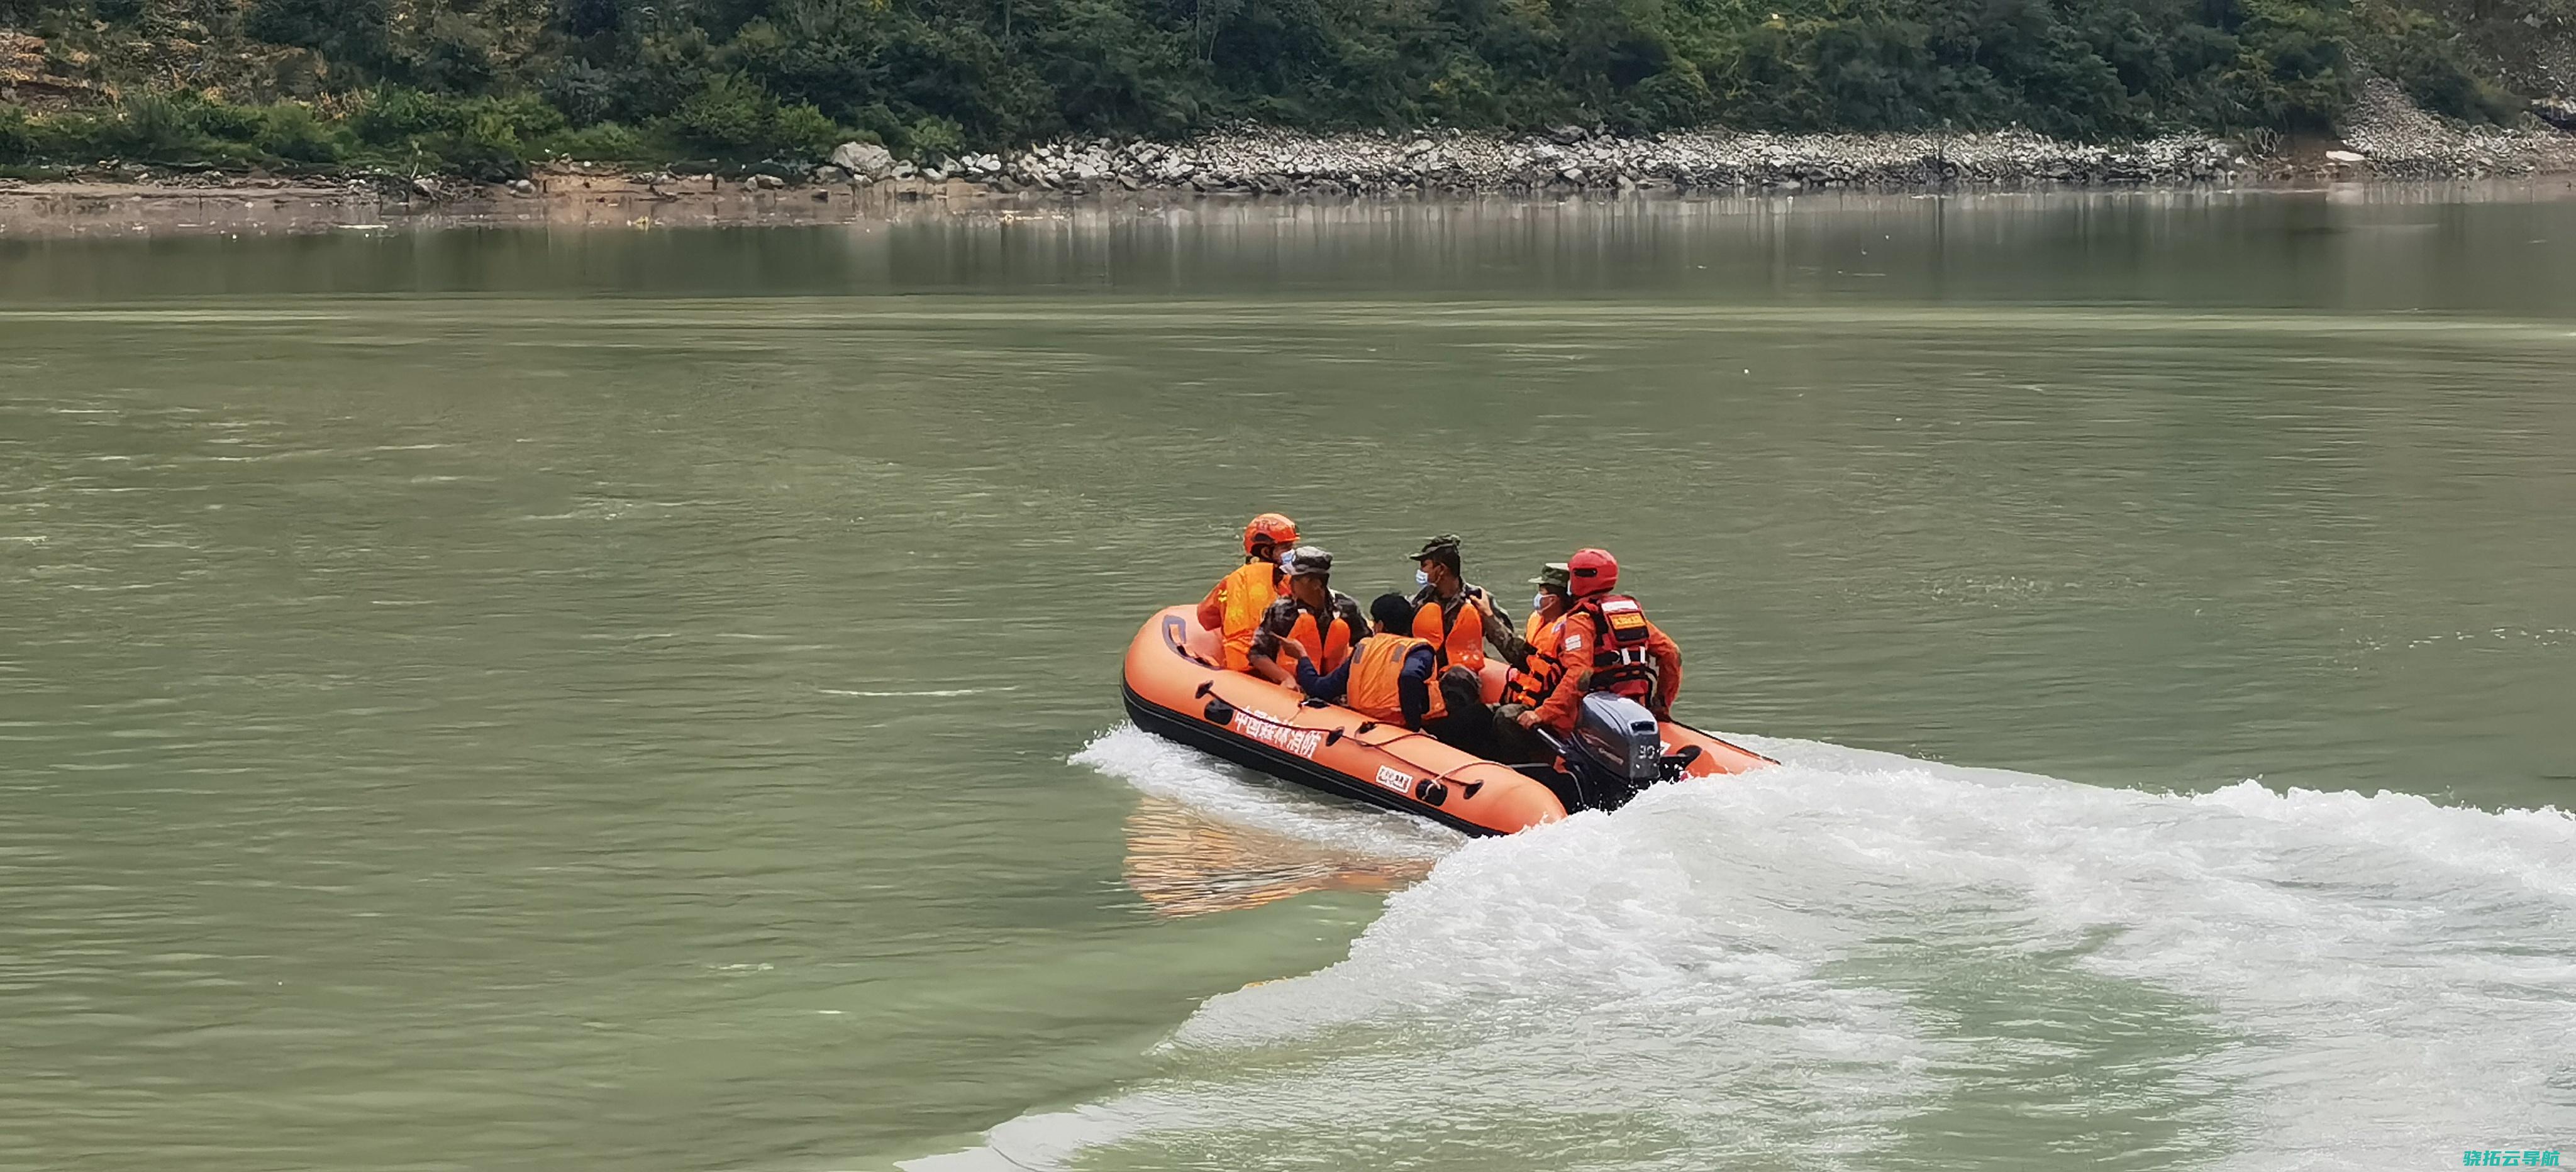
[1119,606,1774,836]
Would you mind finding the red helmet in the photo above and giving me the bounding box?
[1567,548,1619,597]
[1242,513,1299,557]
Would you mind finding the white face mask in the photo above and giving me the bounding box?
[1415,568,1432,588]
[1532,592,1550,613]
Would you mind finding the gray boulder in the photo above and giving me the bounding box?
[829,141,896,180]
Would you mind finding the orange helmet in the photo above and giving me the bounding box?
[1242,513,1299,557]
[1567,548,1620,597]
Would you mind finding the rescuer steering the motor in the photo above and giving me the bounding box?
[1516,548,1683,736]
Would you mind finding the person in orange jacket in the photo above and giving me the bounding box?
[1517,548,1683,735]
[1246,546,1369,687]
[1499,561,1572,712]
[1199,513,1299,672]
[1522,561,1573,647]
[1296,594,1441,730]
[1406,534,1514,673]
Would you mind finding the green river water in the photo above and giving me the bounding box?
[3,189,2573,1171]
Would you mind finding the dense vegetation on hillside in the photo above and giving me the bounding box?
[0,0,2559,175]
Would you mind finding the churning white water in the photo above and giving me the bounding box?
[911,727,2576,1171]
[1070,724,1465,863]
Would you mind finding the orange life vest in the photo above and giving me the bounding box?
[1569,594,1658,704]
[1411,591,1487,671]
[1345,635,1444,725]
[1213,560,1283,672]
[1504,612,1566,707]
[1281,604,1357,675]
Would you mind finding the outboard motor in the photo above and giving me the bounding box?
[1572,693,1664,794]
[1528,694,1707,813]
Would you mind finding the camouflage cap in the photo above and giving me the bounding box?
[1280,545,1335,577]
[1410,534,1463,561]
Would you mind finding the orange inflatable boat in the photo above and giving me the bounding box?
[1119,606,1775,836]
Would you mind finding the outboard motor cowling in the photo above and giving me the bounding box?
[1572,693,1664,786]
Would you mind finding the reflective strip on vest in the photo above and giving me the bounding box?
[1575,597,1657,701]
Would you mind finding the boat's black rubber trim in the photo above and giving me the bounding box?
[1121,683,1504,838]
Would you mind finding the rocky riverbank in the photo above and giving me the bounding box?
[8,96,2576,237]
[2332,79,2576,177]
[899,126,2258,194]
[797,84,2576,194]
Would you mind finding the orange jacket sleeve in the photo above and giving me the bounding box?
[1196,577,1228,633]
[1646,621,1682,717]
[1532,612,1596,730]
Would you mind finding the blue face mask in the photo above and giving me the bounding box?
[1415,568,1432,588]
[1532,592,1550,613]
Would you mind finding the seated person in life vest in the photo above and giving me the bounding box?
[1517,548,1684,736]
[1407,534,1520,673]
[1489,561,1574,759]
[1294,594,1441,729]
[1246,545,1370,686]
[1199,512,1299,673]
[1520,561,1573,650]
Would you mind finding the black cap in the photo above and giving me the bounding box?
[1369,593,1416,631]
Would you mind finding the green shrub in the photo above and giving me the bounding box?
[475,94,571,143]
[351,86,465,146]
[656,73,846,159]
[663,73,775,155]
[27,110,112,163]
[189,96,269,143]
[448,109,531,178]
[1624,67,1718,128]
[900,113,965,158]
[0,106,30,163]
[341,88,569,175]
[542,119,649,162]
[256,102,348,163]
[116,92,206,157]
[777,103,846,157]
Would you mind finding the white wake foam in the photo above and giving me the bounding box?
[965,729,2576,1171]
[1070,724,1462,861]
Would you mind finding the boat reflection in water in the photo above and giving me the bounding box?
[1120,797,1436,917]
